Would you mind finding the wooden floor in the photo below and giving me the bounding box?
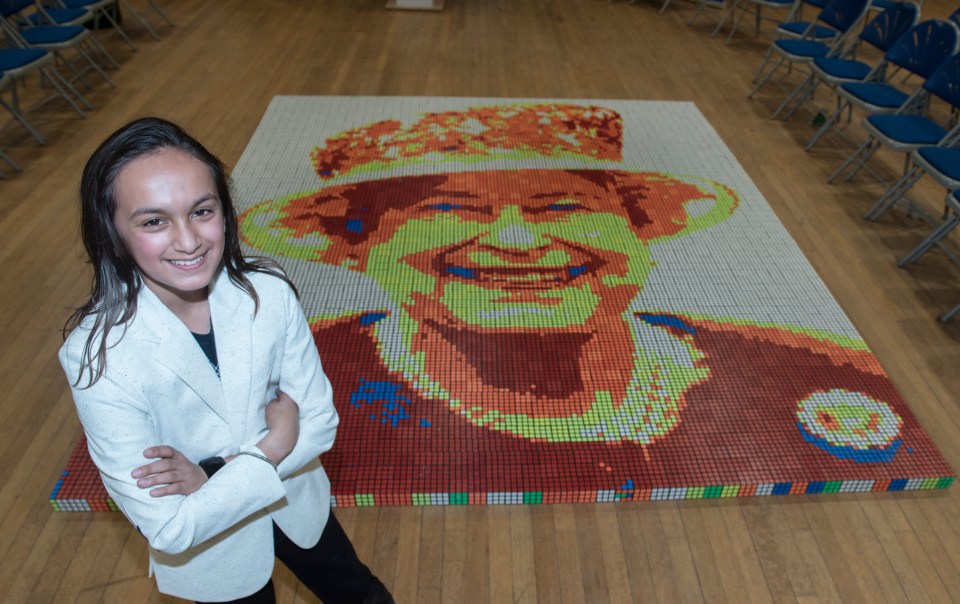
[2,0,960,601]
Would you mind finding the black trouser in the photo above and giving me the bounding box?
[197,512,392,604]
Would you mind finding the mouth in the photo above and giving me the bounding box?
[405,238,608,290]
[166,252,207,269]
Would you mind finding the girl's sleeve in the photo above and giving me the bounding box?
[60,345,287,555]
[273,282,340,479]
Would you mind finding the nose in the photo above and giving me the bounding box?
[171,220,201,253]
[480,206,547,249]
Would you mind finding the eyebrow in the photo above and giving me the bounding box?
[127,194,219,220]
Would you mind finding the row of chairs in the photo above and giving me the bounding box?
[637,0,960,321]
[0,0,173,176]
[747,0,960,321]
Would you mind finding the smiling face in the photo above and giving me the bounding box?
[112,149,226,310]
[366,171,653,328]
[244,169,734,329]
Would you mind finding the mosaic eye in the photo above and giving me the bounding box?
[422,203,462,211]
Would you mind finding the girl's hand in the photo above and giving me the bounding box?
[132,446,207,497]
[257,389,300,466]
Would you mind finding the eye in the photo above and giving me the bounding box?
[547,203,586,212]
[142,217,164,228]
[422,203,463,212]
[419,203,493,216]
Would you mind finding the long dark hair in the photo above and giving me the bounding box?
[65,117,297,387]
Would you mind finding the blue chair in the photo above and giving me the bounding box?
[773,1,918,119]
[27,2,119,69]
[766,0,841,43]
[0,47,86,144]
[805,19,959,150]
[864,145,960,222]
[829,53,960,186]
[0,0,114,96]
[723,0,798,44]
[748,0,871,101]
[56,0,137,51]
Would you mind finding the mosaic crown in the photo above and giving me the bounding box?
[310,104,624,182]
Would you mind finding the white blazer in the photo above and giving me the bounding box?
[60,269,339,601]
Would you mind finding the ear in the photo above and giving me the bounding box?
[611,172,738,242]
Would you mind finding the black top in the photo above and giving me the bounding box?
[191,327,220,378]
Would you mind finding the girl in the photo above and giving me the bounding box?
[60,117,392,603]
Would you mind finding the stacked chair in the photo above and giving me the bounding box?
[631,0,960,322]
[0,0,173,166]
[806,18,959,150]
[1,0,116,105]
[748,0,872,103]
[0,35,86,143]
[772,1,919,119]
[828,51,960,187]
[729,0,831,45]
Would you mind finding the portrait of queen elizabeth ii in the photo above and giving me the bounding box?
[238,102,947,502]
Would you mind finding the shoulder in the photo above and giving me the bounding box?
[243,268,297,308]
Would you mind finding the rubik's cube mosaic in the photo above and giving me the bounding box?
[52,97,954,511]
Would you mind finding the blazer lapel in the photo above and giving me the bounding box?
[209,272,255,446]
[140,282,230,424]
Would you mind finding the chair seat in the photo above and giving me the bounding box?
[777,22,837,39]
[916,147,960,182]
[865,115,948,146]
[0,48,48,71]
[775,39,832,59]
[20,26,87,46]
[812,57,872,82]
[28,8,90,26]
[839,82,910,109]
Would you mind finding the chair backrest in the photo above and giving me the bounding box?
[817,0,871,34]
[859,1,919,52]
[886,19,960,78]
[923,52,960,108]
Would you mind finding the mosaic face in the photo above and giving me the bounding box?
[242,169,737,444]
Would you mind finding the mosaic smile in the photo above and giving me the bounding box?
[405,237,608,290]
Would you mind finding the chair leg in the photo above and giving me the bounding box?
[97,6,138,51]
[782,78,821,120]
[843,139,881,182]
[772,74,813,120]
[863,165,924,221]
[147,0,175,26]
[725,1,751,44]
[86,33,121,70]
[120,0,161,40]
[0,93,46,145]
[898,214,960,266]
[42,66,90,115]
[827,138,873,183]
[77,45,117,88]
[0,148,21,172]
[940,301,960,322]
[748,56,785,99]
[805,102,845,151]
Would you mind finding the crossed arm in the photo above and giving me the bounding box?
[131,390,301,497]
